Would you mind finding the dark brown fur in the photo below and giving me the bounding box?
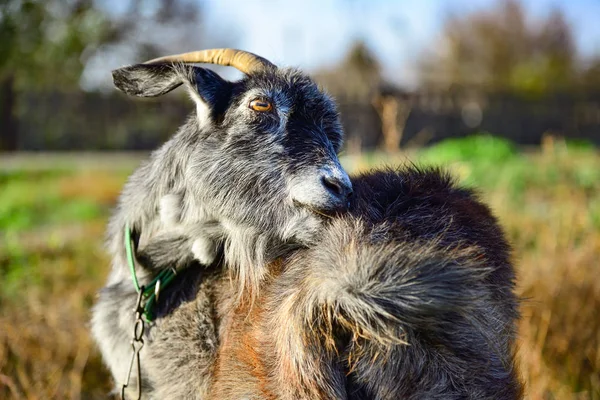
[155,166,524,399]
[101,166,522,399]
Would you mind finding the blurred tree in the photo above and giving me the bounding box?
[93,0,206,66]
[315,40,382,101]
[0,0,114,150]
[580,56,600,90]
[418,0,577,96]
[315,41,384,152]
[0,0,205,151]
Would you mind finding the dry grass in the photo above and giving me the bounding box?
[491,156,600,400]
[0,223,112,400]
[0,144,598,399]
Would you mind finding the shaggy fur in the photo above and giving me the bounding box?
[101,167,523,399]
[91,59,352,397]
[204,167,523,399]
[92,54,522,399]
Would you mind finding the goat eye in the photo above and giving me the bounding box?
[249,99,272,112]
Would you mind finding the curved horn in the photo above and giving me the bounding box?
[144,48,276,74]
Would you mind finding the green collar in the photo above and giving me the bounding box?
[125,223,177,321]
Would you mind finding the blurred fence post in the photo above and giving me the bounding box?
[372,93,412,152]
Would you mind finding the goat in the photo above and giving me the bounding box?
[91,49,352,398]
[92,49,523,399]
[205,167,523,399]
[143,167,523,399]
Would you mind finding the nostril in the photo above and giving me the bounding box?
[321,176,343,196]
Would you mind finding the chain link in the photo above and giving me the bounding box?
[121,225,176,399]
[121,287,146,400]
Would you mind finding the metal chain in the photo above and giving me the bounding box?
[121,287,146,400]
[120,225,177,399]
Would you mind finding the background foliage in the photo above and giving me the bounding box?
[0,0,599,398]
[1,137,599,399]
[1,0,600,151]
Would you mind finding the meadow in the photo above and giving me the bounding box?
[1,136,599,399]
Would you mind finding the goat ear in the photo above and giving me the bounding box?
[112,64,231,125]
[112,64,183,97]
[186,67,232,126]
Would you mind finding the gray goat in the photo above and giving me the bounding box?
[91,49,352,397]
[92,49,523,399]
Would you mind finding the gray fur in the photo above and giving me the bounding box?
[92,56,522,399]
[92,59,351,397]
[205,168,523,399]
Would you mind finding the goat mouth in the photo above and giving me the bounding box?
[292,199,343,219]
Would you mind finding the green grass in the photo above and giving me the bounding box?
[1,136,599,399]
[0,170,102,233]
[419,133,518,164]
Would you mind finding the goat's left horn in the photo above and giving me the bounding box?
[144,48,276,75]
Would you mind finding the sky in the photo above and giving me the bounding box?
[85,0,600,89]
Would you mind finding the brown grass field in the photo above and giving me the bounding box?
[1,138,599,399]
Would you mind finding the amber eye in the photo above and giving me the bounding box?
[249,99,272,112]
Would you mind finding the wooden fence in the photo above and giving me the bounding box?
[4,89,600,151]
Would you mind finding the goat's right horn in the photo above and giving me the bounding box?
[144,48,276,75]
